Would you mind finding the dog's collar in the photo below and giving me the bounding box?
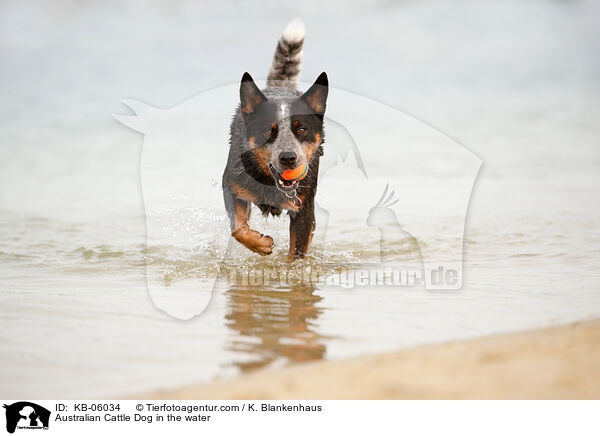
[284,189,302,208]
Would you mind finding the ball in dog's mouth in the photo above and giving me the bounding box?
[269,163,301,192]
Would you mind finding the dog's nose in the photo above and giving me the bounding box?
[279,151,297,167]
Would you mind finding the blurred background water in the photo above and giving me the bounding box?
[0,0,599,398]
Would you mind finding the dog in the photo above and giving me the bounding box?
[222,19,328,258]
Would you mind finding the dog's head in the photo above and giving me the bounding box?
[239,72,328,192]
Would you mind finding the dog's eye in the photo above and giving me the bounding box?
[297,126,307,135]
[263,128,272,137]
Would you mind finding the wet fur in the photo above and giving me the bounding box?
[222,21,328,258]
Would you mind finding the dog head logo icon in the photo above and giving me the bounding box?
[3,402,50,434]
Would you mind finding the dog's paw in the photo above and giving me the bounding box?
[232,228,274,256]
[254,234,274,256]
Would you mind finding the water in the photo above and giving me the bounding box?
[1,0,599,398]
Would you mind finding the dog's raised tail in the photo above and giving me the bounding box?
[267,19,305,90]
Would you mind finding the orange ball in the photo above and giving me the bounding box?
[280,161,308,181]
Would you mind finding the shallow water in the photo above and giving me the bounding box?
[1,0,600,398]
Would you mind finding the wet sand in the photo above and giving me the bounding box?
[132,319,600,399]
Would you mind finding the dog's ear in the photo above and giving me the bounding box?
[240,72,267,115]
[301,72,328,115]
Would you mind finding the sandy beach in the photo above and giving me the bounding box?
[132,319,600,400]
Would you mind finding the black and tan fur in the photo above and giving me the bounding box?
[222,20,328,258]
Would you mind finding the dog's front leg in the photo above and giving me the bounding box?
[288,195,315,258]
[224,188,273,256]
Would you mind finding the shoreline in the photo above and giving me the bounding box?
[130,319,600,399]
